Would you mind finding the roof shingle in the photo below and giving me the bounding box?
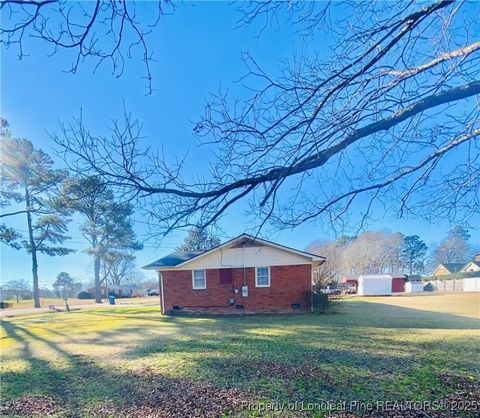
[442,263,466,273]
[143,250,204,269]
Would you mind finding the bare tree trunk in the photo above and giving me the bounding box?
[25,188,41,308]
[94,254,102,303]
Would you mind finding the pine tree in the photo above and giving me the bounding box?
[58,176,142,303]
[400,235,428,275]
[1,124,74,308]
[177,227,221,252]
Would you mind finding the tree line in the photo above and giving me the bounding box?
[1,119,225,308]
[0,119,142,307]
[306,226,475,287]
[0,115,476,307]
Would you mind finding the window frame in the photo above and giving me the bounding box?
[255,266,271,288]
[192,269,207,290]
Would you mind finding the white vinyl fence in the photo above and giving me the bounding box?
[425,279,464,292]
[463,277,480,292]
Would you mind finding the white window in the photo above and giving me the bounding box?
[255,267,270,287]
[192,269,206,289]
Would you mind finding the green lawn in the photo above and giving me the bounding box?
[1,293,479,417]
[1,296,159,310]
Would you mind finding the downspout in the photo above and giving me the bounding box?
[159,272,165,314]
[242,242,247,286]
[311,263,317,312]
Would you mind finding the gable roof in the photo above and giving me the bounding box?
[143,233,325,270]
[463,261,480,270]
[432,262,466,275]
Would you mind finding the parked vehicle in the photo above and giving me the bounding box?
[146,289,160,296]
[338,284,356,294]
[320,286,341,295]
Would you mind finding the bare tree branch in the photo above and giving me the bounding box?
[1,0,174,93]
[51,0,480,236]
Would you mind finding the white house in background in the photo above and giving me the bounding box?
[357,275,392,296]
[462,260,480,273]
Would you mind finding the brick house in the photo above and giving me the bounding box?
[143,234,325,314]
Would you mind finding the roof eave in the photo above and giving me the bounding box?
[142,265,160,270]
[142,233,326,271]
[172,233,325,268]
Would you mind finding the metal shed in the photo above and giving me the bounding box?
[357,275,393,296]
[405,281,424,293]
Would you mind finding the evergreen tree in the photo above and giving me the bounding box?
[1,122,74,308]
[58,176,142,303]
[400,235,428,275]
[177,227,221,252]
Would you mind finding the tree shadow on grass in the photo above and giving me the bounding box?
[1,301,479,417]
[0,321,255,417]
[1,320,133,414]
[118,302,479,406]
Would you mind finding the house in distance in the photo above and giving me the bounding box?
[432,263,466,276]
[431,254,480,276]
[143,234,325,314]
[462,253,480,273]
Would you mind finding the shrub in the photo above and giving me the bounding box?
[423,283,435,292]
[422,271,480,282]
[77,291,92,299]
[312,291,342,313]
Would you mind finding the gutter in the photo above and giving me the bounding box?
[159,272,165,315]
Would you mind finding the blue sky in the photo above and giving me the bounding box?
[1,2,478,288]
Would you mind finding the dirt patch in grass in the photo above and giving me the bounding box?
[84,367,255,417]
[1,395,63,417]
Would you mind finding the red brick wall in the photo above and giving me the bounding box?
[159,264,312,314]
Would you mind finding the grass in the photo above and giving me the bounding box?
[1,293,479,417]
[2,296,159,310]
